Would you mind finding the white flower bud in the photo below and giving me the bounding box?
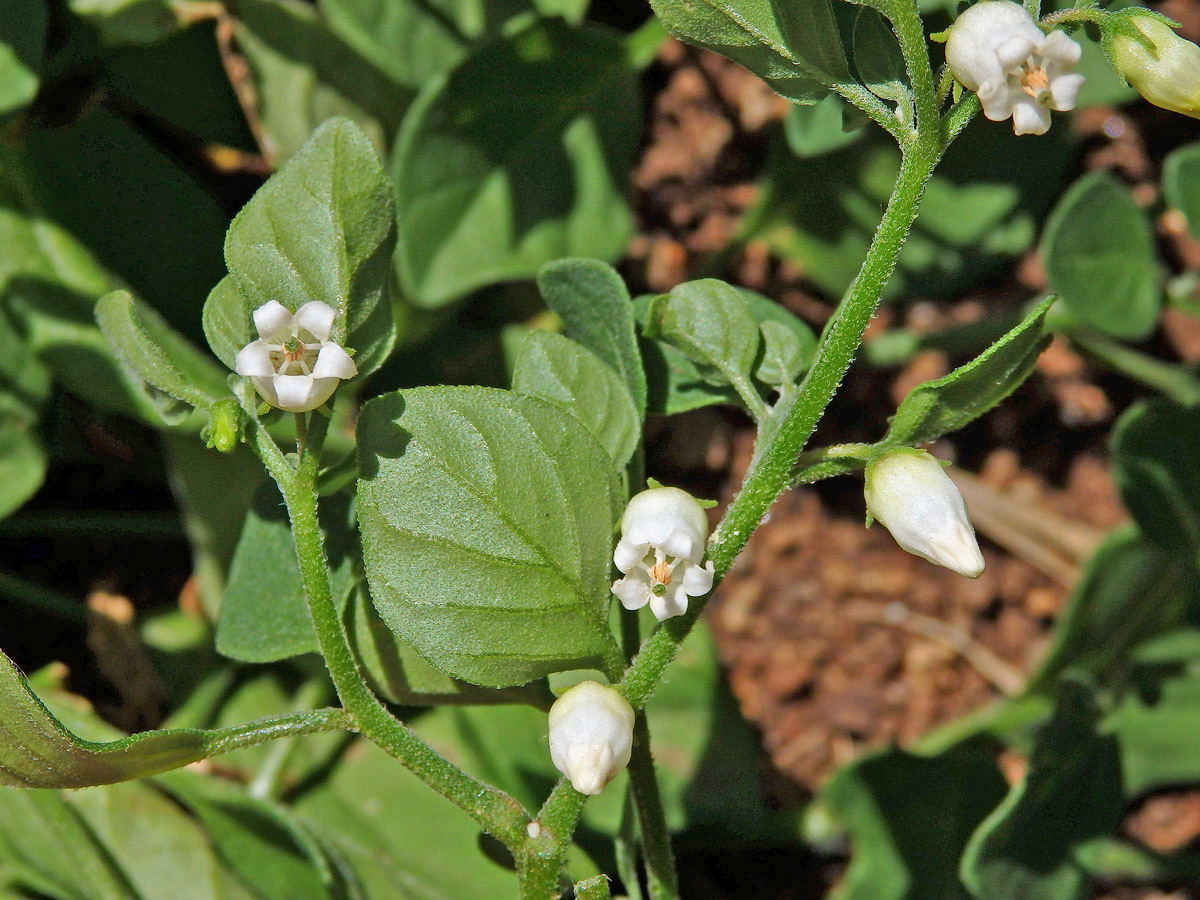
[548,681,634,796]
[946,1,1085,135]
[864,449,985,578]
[611,486,715,621]
[235,300,357,412]
[1110,15,1200,120]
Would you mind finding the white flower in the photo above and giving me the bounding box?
[235,300,357,412]
[946,1,1085,135]
[1110,15,1200,120]
[611,486,715,621]
[864,449,985,578]
[548,681,634,796]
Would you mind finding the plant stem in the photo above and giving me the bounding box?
[246,410,529,848]
[620,143,938,710]
[884,0,940,144]
[627,714,678,900]
[522,780,588,898]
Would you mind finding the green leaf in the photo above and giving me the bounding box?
[25,106,229,339]
[156,772,334,900]
[960,681,1124,900]
[216,483,358,664]
[202,275,251,372]
[393,18,640,307]
[0,399,45,520]
[647,278,761,391]
[0,646,352,788]
[0,788,133,900]
[67,0,179,44]
[1111,399,1200,559]
[748,121,1072,301]
[881,297,1052,448]
[233,0,409,166]
[66,780,256,900]
[224,116,397,377]
[96,290,229,415]
[537,258,646,421]
[635,287,815,414]
[292,738,518,898]
[1026,526,1199,695]
[1164,141,1200,241]
[1042,173,1161,340]
[849,6,907,104]
[648,0,841,104]
[101,22,258,150]
[755,319,805,388]
[820,749,1008,900]
[783,95,863,158]
[356,386,622,687]
[0,0,47,117]
[512,331,640,471]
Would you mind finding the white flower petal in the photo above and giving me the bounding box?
[548,681,634,796]
[295,301,337,342]
[250,375,279,408]
[235,340,275,377]
[613,539,649,574]
[612,575,650,611]
[1049,72,1085,111]
[1040,30,1081,68]
[311,342,358,379]
[995,34,1036,73]
[621,487,709,563]
[253,301,294,342]
[977,79,1015,121]
[650,583,689,621]
[1012,99,1051,135]
[681,560,715,597]
[273,374,317,412]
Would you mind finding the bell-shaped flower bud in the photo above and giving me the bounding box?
[946,0,1085,135]
[235,300,357,413]
[864,449,985,578]
[1109,14,1200,120]
[548,681,635,796]
[611,486,715,621]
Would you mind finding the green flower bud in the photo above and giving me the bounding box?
[203,398,244,453]
[1110,15,1200,119]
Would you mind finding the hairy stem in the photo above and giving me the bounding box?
[627,714,678,900]
[246,410,529,848]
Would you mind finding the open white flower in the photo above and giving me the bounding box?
[946,1,1085,135]
[548,681,634,796]
[864,449,985,578]
[235,300,357,413]
[611,486,715,621]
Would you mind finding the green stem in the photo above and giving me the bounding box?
[627,714,677,900]
[248,678,331,800]
[522,780,587,898]
[245,411,529,848]
[620,144,938,710]
[884,0,940,144]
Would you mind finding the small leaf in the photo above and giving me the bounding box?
[960,681,1124,900]
[636,287,815,414]
[67,0,179,44]
[0,398,45,520]
[537,258,646,421]
[649,0,839,104]
[96,290,229,413]
[881,297,1052,448]
[512,331,640,471]
[1026,526,1198,695]
[1111,399,1200,559]
[393,19,640,307]
[0,647,351,788]
[224,116,397,377]
[1163,141,1200,240]
[356,386,622,687]
[201,275,251,371]
[215,483,358,664]
[0,0,47,116]
[1042,173,1160,340]
[849,6,908,104]
[821,749,1008,900]
[755,319,805,388]
[783,95,863,158]
[648,279,761,390]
